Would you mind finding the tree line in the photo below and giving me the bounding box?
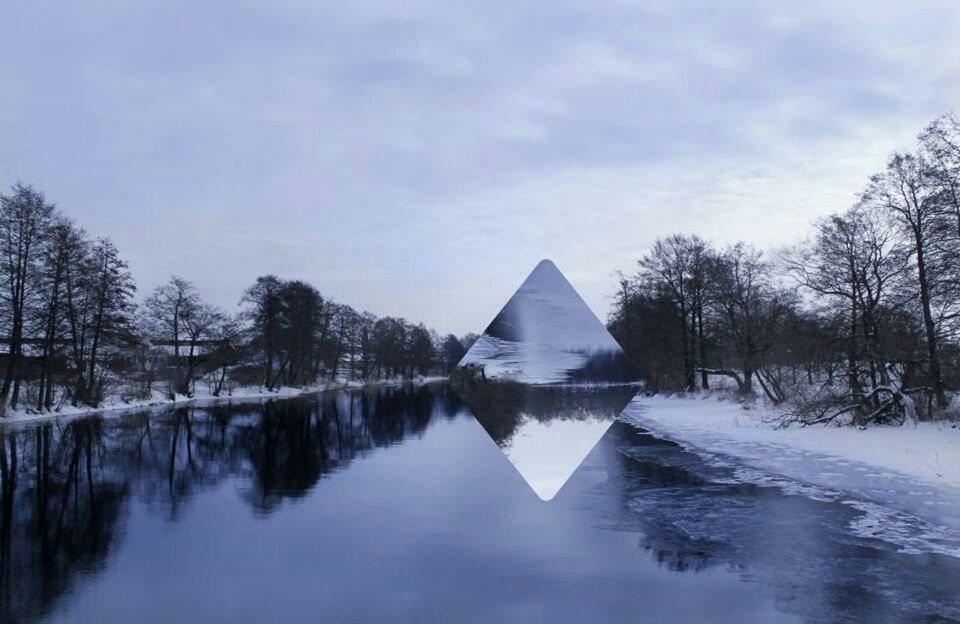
[0,190,476,416]
[609,113,960,426]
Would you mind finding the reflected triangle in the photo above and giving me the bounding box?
[451,259,640,500]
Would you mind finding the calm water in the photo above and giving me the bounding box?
[1,383,958,624]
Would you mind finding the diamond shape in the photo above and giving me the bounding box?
[451,259,640,500]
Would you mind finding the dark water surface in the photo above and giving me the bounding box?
[1,383,958,624]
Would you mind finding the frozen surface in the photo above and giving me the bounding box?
[623,395,960,558]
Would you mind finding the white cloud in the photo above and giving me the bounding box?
[0,0,958,333]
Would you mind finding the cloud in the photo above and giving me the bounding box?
[1,0,958,333]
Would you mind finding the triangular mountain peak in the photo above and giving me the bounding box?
[458,259,638,385]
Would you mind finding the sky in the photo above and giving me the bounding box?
[2,1,959,335]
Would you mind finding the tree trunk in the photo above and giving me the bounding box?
[696,297,708,390]
[847,299,860,403]
[678,302,694,392]
[913,230,948,409]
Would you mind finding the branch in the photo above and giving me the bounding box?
[697,367,744,390]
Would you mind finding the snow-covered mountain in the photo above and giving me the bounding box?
[457,259,638,385]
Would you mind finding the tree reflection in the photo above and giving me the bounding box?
[237,383,444,514]
[1,419,128,624]
[452,379,638,446]
[0,382,456,623]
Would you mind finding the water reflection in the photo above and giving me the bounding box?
[574,421,960,622]
[0,418,128,624]
[0,383,455,623]
[450,381,637,446]
[451,259,641,501]
[0,384,958,624]
[452,379,639,499]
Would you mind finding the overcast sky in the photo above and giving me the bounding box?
[2,1,959,335]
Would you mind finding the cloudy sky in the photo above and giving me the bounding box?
[2,1,959,335]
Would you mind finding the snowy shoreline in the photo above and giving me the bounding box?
[623,394,960,491]
[622,394,960,558]
[0,376,447,427]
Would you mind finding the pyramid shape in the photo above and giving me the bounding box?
[452,259,640,500]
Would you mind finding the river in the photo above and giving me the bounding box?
[0,383,957,623]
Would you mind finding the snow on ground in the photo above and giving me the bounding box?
[457,259,628,385]
[625,394,960,490]
[1,376,447,426]
[458,334,589,384]
[623,394,960,558]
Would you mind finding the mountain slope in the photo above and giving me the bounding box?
[457,259,636,385]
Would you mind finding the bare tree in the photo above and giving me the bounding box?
[710,244,792,401]
[206,313,245,397]
[638,235,702,391]
[144,276,201,398]
[82,239,136,406]
[920,113,960,238]
[33,218,82,410]
[866,153,953,409]
[183,302,225,394]
[0,184,55,412]
[240,275,284,390]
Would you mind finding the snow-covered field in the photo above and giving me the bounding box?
[1,377,446,426]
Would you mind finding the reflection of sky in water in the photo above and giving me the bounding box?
[503,414,612,501]
[451,382,639,499]
[3,385,959,623]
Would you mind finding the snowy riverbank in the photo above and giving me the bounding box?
[0,376,446,426]
[623,394,960,557]
[623,394,960,491]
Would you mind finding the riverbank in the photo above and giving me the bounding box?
[622,394,960,492]
[0,376,447,426]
